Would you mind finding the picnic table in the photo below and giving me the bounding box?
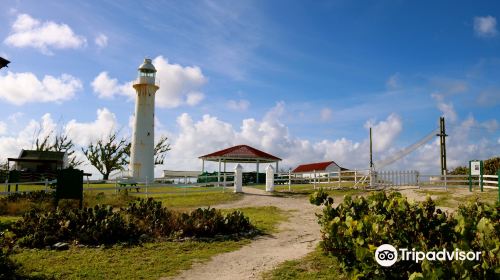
[117,178,140,192]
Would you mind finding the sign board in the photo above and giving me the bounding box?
[55,168,83,208]
[470,160,482,176]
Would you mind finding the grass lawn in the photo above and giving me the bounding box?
[415,188,498,208]
[9,206,289,280]
[12,241,248,280]
[262,247,348,280]
[250,182,367,192]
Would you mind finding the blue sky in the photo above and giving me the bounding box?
[1,0,499,177]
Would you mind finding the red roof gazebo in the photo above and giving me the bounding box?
[199,145,282,184]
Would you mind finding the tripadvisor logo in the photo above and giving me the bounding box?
[374,244,481,267]
[375,244,398,267]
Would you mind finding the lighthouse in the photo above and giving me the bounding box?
[130,58,159,182]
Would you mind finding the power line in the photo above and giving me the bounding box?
[375,128,439,169]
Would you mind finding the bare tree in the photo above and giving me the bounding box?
[82,133,131,180]
[35,131,83,167]
[83,132,171,180]
[153,135,171,165]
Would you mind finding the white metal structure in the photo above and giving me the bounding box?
[130,58,159,183]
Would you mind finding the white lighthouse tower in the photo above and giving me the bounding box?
[130,58,159,182]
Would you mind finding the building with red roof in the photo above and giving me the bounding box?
[292,161,346,177]
[199,145,282,184]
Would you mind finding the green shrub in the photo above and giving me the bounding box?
[11,198,256,248]
[12,205,138,248]
[125,198,255,238]
[309,188,331,206]
[313,192,500,279]
[124,198,177,237]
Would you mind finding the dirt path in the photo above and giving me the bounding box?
[167,187,321,280]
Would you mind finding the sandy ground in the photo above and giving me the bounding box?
[166,186,477,280]
[167,187,321,280]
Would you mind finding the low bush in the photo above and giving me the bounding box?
[311,191,500,279]
[124,198,178,237]
[10,198,256,248]
[12,205,138,248]
[125,198,255,238]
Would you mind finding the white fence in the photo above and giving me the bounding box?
[0,173,234,196]
[273,169,370,190]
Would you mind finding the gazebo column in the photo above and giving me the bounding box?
[256,160,260,184]
[223,160,226,188]
[218,158,221,187]
[201,159,205,173]
[275,162,279,173]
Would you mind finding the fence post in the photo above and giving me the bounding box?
[313,170,317,189]
[444,170,447,191]
[468,168,472,192]
[265,164,275,192]
[480,161,484,192]
[338,170,341,188]
[288,169,291,191]
[234,164,243,193]
[354,170,357,185]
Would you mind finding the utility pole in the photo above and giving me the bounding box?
[370,127,373,169]
[369,127,374,187]
[436,117,447,176]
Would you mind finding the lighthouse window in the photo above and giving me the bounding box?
[139,72,155,77]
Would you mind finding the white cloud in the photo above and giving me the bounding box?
[8,112,24,123]
[0,71,82,105]
[431,93,458,123]
[386,73,400,89]
[94,33,108,48]
[4,13,87,55]
[91,72,134,99]
[186,92,204,106]
[320,108,333,122]
[474,16,497,37]
[153,56,206,108]
[406,114,500,172]
[0,113,57,160]
[163,103,404,172]
[91,56,207,108]
[364,114,403,152]
[64,108,118,146]
[481,119,498,132]
[227,99,250,111]
[0,122,7,135]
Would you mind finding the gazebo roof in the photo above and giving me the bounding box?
[199,145,282,163]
